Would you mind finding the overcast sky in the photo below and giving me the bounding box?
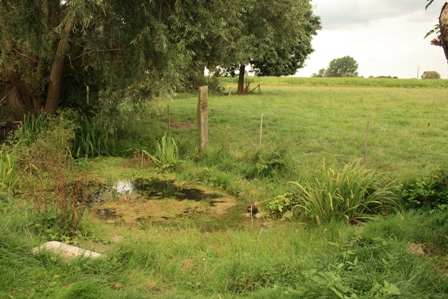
[297,0,448,78]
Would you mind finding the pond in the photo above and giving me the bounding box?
[91,178,265,231]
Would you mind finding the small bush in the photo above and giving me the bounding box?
[182,73,226,94]
[242,146,292,180]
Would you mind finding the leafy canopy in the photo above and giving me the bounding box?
[218,0,321,93]
[0,0,244,120]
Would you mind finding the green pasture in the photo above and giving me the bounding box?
[166,83,448,181]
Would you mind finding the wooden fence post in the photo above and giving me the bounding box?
[259,112,264,150]
[364,121,369,166]
[197,86,208,149]
[167,105,171,135]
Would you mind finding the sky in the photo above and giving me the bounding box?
[296,0,448,78]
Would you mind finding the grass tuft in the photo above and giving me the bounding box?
[289,160,399,225]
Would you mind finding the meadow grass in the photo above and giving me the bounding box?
[1,200,448,298]
[164,84,448,182]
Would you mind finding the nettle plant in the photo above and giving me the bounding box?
[400,168,448,211]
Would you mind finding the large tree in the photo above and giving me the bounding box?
[0,0,243,120]
[250,9,321,78]
[221,0,321,94]
[325,56,359,77]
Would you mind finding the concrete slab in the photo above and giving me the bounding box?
[32,241,104,261]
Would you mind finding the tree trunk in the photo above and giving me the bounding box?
[439,3,448,64]
[0,14,29,120]
[44,21,73,114]
[6,83,29,121]
[237,64,245,94]
[3,47,29,120]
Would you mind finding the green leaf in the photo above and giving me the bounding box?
[382,280,401,295]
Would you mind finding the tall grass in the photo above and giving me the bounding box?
[288,160,399,225]
[0,144,19,194]
[73,114,110,158]
[15,112,49,145]
[2,81,448,297]
[142,133,179,170]
[15,111,110,159]
[1,207,447,298]
[15,111,77,153]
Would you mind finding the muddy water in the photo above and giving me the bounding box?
[92,178,260,231]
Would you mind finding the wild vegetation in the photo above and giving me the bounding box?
[1,78,448,298]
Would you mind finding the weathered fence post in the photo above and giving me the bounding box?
[197,86,208,149]
[167,105,171,135]
[259,112,264,150]
[364,121,369,166]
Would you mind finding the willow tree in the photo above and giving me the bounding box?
[221,0,321,94]
[0,0,242,120]
[426,0,448,64]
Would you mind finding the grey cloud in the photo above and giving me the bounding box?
[313,0,442,29]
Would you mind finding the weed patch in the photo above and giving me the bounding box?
[21,148,93,238]
[400,167,448,211]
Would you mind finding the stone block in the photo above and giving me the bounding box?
[32,241,104,261]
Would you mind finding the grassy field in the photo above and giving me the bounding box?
[1,78,448,298]
[2,201,448,298]
[166,83,448,181]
